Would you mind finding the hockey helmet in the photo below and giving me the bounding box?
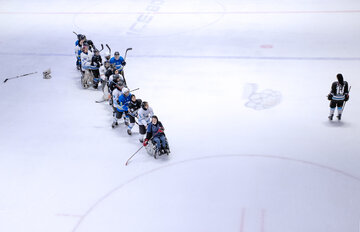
[87,40,94,47]
[79,34,86,41]
[122,87,130,94]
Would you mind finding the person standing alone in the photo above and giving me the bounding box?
[327,73,350,120]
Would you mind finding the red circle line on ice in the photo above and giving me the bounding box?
[71,154,360,232]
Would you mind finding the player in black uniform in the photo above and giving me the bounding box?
[127,94,142,135]
[327,73,350,120]
[91,49,102,89]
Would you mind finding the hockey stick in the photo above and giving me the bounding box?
[95,98,108,103]
[125,132,158,166]
[125,146,144,166]
[3,71,37,83]
[73,31,78,36]
[342,86,351,112]
[130,88,139,92]
[106,44,111,55]
[124,48,132,60]
[95,88,139,103]
[94,44,104,52]
[121,48,132,86]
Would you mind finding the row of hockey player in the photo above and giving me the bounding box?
[74,34,170,156]
[327,73,350,121]
[74,34,126,89]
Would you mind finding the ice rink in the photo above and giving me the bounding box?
[1,0,360,231]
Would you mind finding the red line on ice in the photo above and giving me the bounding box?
[71,154,360,232]
[261,209,266,232]
[240,208,246,232]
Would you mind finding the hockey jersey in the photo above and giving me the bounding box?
[80,51,94,71]
[110,57,125,71]
[138,107,154,126]
[330,81,349,101]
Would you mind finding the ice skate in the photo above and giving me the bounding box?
[112,121,118,128]
[336,114,342,120]
[328,114,334,120]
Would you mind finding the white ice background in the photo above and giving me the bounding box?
[1,0,360,231]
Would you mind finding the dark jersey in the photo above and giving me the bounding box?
[128,99,142,113]
[91,54,102,67]
[330,81,349,101]
[105,69,113,79]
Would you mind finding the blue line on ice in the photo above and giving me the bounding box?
[0,52,359,61]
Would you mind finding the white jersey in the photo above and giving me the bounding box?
[138,107,154,126]
[80,51,93,71]
[99,65,108,81]
[112,88,122,109]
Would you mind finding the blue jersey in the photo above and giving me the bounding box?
[77,49,81,61]
[110,57,125,71]
[75,40,79,46]
[116,93,132,112]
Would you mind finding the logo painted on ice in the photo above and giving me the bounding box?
[127,0,165,36]
[243,83,282,110]
[73,0,226,38]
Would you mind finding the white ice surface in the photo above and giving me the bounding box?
[1,0,360,232]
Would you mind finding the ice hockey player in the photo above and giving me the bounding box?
[74,34,86,70]
[108,73,125,106]
[327,73,350,120]
[104,51,111,62]
[111,83,124,128]
[104,63,115,85]
[108,69,122,84]
[127,94,142,135]
[100,60,112,99]
[91,49,103,89]
[86,40,95,52]
[110,51,126,77]
[112,87,132,128]
[109,72,126,93]
[80,43,95,88]
[75,34,86,46]
[100,60,111,81]
[138,101,154,142]
[143,115,170,155]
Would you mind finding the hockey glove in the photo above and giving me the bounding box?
[327,94,333,101]
[157,128,164,133]
[345,94,349,101]
[121,61,126,66]
[143,139,149,146]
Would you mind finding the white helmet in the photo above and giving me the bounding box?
[122,87,129,94]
